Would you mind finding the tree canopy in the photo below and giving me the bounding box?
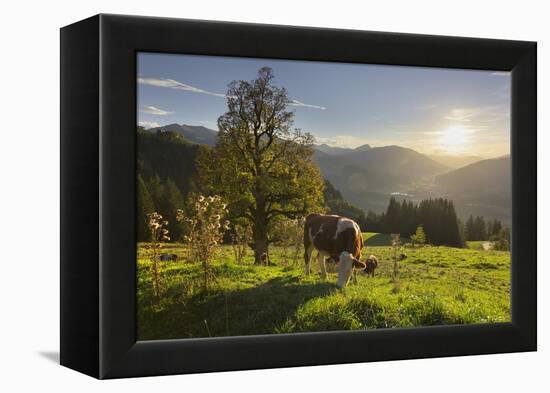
[197,67,324,263]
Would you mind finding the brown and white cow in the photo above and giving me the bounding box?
[304,213,366,288]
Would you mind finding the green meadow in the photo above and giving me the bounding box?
[137,233,510,340]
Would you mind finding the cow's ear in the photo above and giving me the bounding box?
[353,258,366,269]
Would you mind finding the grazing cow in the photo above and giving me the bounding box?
[304,213,366,288]
[158,253,178,262]
[364,254,379,277]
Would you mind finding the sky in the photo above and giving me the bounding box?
[137,52,510,158]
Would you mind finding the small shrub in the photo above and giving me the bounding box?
[229,222,252,264]
[410,225,426,247]
[177,194,229,291]
[271,217,304,266]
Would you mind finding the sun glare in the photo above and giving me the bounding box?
[438,125,472,154]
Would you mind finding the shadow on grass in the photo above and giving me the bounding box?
[138,276,336,341]
[364,233,393,247]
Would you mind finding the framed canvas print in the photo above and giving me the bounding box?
[60,14,536,379]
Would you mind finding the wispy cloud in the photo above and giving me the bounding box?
[139,77,326,110]
[138,121,160,129]
[443,106,508,124]
[139,105,174,116]
[138,77,227,98]
[288,99,326,110]
[443,108,476,122]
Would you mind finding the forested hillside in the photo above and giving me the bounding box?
[137,128,204,240]
[323,179,366,223]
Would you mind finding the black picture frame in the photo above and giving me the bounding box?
[60,14,537,379]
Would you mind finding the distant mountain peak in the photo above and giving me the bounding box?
[162,122,181,128]
[314,144,354,156]
[354,143,372,151]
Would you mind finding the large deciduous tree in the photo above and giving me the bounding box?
[197,67,324,263]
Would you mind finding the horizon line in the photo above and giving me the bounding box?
[139,122,512,160]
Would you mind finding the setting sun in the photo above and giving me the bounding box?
[438,125,473,154]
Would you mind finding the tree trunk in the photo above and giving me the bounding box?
[254,235,268,265]
[253,211,269,265]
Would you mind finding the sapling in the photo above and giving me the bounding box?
[147,212,170,298]
[230,222,252,264]
[391,233,401,285]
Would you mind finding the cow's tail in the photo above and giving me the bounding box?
[354,233,366,270]
[358,231,364,258]
[303,213,320,249]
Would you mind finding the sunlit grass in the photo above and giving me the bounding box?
[137,237,510,340]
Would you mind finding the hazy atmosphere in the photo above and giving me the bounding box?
[138,52,510,158]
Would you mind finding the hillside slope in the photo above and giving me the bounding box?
[137,129,202,197]
[429,154,484,169]
[315,145,449,212]
[435,156,511,222]
[436,155,510,194]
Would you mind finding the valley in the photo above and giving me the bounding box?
[140,124,511,224]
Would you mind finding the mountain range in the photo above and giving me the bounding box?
[141,124,511,223]
[315,143,371,155]
[313,145,451,213]
[148,123,218,146]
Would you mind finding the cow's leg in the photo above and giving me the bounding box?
[304,245,313,275]
[352,269,358,285]
[317,253,327,280]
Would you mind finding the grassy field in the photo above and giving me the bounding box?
[137,234,510,340]
[363,232,411,246]
[467,240,490,250]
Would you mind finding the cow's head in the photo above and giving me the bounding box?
[337,252,366,288]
